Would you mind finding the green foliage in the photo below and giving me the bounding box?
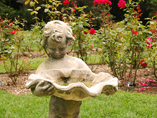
[141,0,157,18]
[23,23,44,52]
[69,6,91,62]
[0,2,16,20]
[0,1,35,30]
[16,8,35,30]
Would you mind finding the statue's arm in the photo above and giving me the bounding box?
[76,58,91,71]
[25,74,54,97]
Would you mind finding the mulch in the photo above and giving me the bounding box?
[0,51,157,95]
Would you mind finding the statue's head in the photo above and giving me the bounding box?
[41,20,75,59]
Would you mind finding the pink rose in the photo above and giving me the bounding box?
[141,83,147,86]
[139,77,144,79]
[147,37,152,42]
[70,8,75,13]
[120,80,125,83]
[140,87,145,91]
[147,86,152,89]
[145,37,152,48]
[145,79,150,83]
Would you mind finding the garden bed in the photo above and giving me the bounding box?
[0,64,157,95]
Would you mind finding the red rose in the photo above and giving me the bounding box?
[84,31,88,34]
[93,0,99,6]
[131,30,138,35]
[146,41,152,48]
[118,0,126,9]
[150,29,156,33]
[8,23,12,26]
[63,0,70,5]
[104,0,112,5]
[140,60,147,67]
[10,31,15,34]
[90,28,95,35]
[93,0,112,6]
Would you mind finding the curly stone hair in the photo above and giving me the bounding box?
[41,20,75,49]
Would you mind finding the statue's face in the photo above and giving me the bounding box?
[47,33,68,59]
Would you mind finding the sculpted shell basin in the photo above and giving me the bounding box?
[26,69,118,101]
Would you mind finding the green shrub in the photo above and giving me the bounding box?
[0,2,16,19]
[0,1,35,30]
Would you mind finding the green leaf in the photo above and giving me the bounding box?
[31,11,35,15]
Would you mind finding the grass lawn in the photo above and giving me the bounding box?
[0,58,47,73]
[1,90,157,118]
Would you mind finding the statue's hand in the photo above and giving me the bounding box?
[31,80,54,96]
[25,74,54,96]
[101,85,117,96]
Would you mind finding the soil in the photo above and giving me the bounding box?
[0,51,157,95]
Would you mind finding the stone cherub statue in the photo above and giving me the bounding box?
[26,20,118,118]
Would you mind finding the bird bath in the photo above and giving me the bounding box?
[26,69,118,101]
[25,20,118,118]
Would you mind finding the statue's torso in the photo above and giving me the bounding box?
[36,55,90,74]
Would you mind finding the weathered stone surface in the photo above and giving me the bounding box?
[26,69,118,101]
[48,96,81,118]
[25,20,118,118]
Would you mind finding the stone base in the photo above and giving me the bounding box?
[48,96,82,118]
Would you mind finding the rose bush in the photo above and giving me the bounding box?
[0,17,30,85]
[1,0,157,86]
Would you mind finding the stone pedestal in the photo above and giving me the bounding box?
[48,96,82,118]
